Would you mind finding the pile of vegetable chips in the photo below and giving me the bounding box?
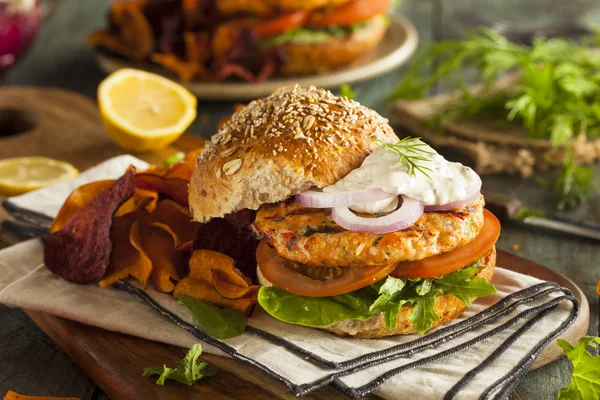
[42,149,259,315]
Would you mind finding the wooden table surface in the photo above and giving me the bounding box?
[1,0,599,399]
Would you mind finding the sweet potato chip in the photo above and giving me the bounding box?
[2,390,79,400]
[151,53,208,82]
[149,199,198,249]
[163,162,193,180]
[184,31,210,65]
[174,250,259,314]
[115,187,158,216]
[111,1,154,60]
[50,180,115,233]
[134,173,189,206]
[98,213,153,289]
[43,171,135,284]
[141,219,184,293]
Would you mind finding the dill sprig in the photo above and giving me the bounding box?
[375,137,435,179]
[388,28,600,147]
[389,27,600,209]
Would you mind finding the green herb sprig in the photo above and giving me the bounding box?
[389,28,600,210]
[538,149,595,211]
[143,344,217,386]
[374,137,435,179]
[557,336,600,399]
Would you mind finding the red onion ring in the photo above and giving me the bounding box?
[331,196,424,234]
[295,188,396,208]
[423,191,480,212]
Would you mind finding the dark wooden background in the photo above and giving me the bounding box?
[1,0,599,399]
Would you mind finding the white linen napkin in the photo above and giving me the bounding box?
[0,156,579,400]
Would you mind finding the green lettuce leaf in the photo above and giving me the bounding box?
[143,344,217,386]
[258,263,496,334]
[259,22,371,48]
[178,295,247,339]
[258,286,374,327]
[557,336,600,400]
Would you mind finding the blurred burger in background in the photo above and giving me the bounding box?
[89,0,392,82]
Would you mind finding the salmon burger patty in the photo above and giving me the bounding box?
[253,194,485,267]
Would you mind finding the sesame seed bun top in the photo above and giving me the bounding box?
[189,85,399,222]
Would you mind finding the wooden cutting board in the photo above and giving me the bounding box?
[0,87,590,400]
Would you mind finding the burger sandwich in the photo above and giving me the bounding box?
[190,85,500,337]
[213,0,393,77]
[90,0,393,82]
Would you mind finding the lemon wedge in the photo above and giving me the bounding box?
[0,157,79,196]
[98,68,197,152]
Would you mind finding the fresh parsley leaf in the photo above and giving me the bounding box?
[338,84,358,100]
[557,336,600,400]
[161,152,185,167]
[143,344,217,386]
[178,295,248,339]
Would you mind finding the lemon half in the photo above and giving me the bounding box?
[98,68,197,152]
[0,157,79,196]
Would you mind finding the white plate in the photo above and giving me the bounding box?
[95,14,418,101]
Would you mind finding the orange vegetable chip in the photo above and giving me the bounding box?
[99,213,153,289]
[151,53,208,82]
[100,213,185,292]
[184,31,210,65]
[141,220,184,293]
[3,390,79,400]
[163,162,193,180]
[134,173,189,206]
[110,1,154,60]
[50,180,115,233]
[174,250,259,314]
[149,199,198,249]
[115,187,158,216]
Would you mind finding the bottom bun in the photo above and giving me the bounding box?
[277,15,387,76]
[258,246,497,338]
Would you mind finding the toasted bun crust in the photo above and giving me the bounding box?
[278,16,387,76]
[216,0,352,16]
[189,85,398,222]
[257,246,497,338]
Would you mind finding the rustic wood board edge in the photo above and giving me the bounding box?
[20,250,588,400]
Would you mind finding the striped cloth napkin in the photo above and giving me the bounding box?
[0,156,579,400]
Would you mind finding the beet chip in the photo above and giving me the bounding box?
[42,170,135,284]
[50,180,115,233]
[193,211,258,283]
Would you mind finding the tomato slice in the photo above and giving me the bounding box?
[253,11,309,39]
[307,0,391,28]
[391,209,501,280]
[257,241,397,297]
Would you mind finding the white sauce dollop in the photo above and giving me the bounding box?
[322,141,481,213]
